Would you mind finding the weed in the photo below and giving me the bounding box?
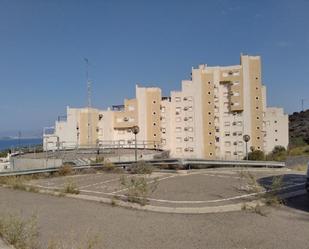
[120,175,158,205]
[103,161,117,172]
[263,176,284,206]
[62,180,80,194]
[58,164,73,176]
[238,170,263,194]
[130,161,153,175]
[0,213,39,249]
[294,164,308,172]
[110,197,117,207]
[46,231,99,249]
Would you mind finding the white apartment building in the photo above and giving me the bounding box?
[44,55,289,160]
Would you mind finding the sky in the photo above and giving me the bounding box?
[0,0,308,136]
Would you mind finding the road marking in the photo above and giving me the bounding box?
[79,177,120,189]
[110,174,180,194]
[80,182,306,204]
[202,173,241,179]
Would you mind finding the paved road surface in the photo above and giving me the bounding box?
[0,187,308,249]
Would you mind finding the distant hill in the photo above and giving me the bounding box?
[289,109,309,146]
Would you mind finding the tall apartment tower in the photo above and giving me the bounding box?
[44,55,288,160]
[163,55,288,159]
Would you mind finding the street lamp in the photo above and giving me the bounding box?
[132,126,140,162]
[243,134,250,160]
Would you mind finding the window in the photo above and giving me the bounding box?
[225,141,231,147]
[237,121,242,126]
[176,127,181,132]
[224,121,230,126]
[175,97,181,102]
[233,81,240,85]
[225,132,230,136]
[153,100,156,104]
[176,137,182,143]
[161,128,166,134]
[161,107,165,113]
[153,134,157,137]
[153,112,156,115]
[176,147,182,153]
[153,123,156,126]
[161,139,166,145]
[176,117,181,122]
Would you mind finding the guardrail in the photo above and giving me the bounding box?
[0,158,285,177]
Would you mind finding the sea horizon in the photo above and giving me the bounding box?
[0,137,42,151]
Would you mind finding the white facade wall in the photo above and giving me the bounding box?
[44,55,289,160]
[263,107,289,153]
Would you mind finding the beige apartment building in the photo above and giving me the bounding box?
[43,54,289,160]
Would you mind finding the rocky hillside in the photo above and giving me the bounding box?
[289,109,309,146]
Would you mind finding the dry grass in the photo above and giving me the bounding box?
[0,213,39,249]
[62,179,80,194]
[46,232,99,249]
[294,164,308,172]
[238,169,263,194]
[120,175,158,205]
[58,164,74,176]
[263,176,284,206]
[130,161,153,175]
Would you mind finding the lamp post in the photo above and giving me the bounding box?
[243,135,250,160]
[132,126,140,162]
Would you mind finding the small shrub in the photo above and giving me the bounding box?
[62,180,80,194]
[0,213,38,249]
[246,150,265,161]
[130,161,153,174]
[58,164,73,176]
[263,176,284,206]
[120,176,158,205]
[103,161,116,172]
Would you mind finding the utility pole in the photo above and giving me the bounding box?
[84,58,92,147]
[301,99,305,111]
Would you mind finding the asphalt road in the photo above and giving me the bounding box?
[0,187,308,249]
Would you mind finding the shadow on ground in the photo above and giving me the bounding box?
[258,174,309,213]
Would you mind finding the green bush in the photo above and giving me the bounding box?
[246,150,265,161]
[267,146,287,161]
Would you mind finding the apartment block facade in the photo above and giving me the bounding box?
[44,55,289,160]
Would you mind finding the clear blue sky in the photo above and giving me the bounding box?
[0,0,308,135]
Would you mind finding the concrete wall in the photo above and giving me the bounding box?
[11,158,63,171]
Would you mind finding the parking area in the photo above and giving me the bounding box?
[28,168,307,209]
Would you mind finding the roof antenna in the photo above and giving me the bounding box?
[84,58,92,146]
